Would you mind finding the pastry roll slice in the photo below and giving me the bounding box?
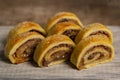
[75,23,113,44]
[33,35,75,67]
[47,21,82,41]
[71,35,114,70]
[46,12,83,31]
[5,32,45,64]
[8,21,46,40]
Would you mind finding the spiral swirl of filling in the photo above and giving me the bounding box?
[42,44,74,66]
[71,35,114,70]
[13,39,41,64]
[33,35,75,67]
[75,23,113,44]
[5,32,45,64]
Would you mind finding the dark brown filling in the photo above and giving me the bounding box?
[51,19,80,31]
[82,45,111,65]
[42,44,74,66]
[90,31,110,39]
[63,29,80,41]
[13,39,41,64]
[30,30,46,37]
[88,52,104,60]
[58,19,80,26]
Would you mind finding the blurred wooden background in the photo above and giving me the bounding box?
[0,0,120,26]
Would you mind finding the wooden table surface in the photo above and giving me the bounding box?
[0,26,120,80]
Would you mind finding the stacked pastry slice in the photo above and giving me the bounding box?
[71,23,114,70]
[33,35,75,67]
[75,23,113,44]
[4,21,46,64]
[7,21,46,41]
[46,12,83,41]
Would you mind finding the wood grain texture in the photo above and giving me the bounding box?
[0,26,120,80]
[0,0,120,26]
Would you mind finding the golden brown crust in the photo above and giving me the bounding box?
[4,32,45,64]
[71,35,114,70]
[75,23,113,44]
[47,21,82,41]
[46,12,83,31]
[7,21,46,41]
[33,35,75,67]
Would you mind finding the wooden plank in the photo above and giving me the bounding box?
[0,26,120,80]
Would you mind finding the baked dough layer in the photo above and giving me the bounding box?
[71,35,114,70]
[46,12,83,31]
[8,21,46,41]
[33,35,75,67]
[48,21,81,41]
[75,23,113,44]
[5,32,45,64]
